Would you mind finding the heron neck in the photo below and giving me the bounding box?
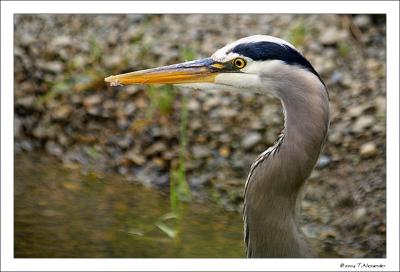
[244,77,329,257]
[280,88,330,182]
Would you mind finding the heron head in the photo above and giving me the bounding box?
[105,35,323,93]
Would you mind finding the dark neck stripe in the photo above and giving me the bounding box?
[230,41,325,86]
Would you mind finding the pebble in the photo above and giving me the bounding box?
[219,107,237,119]
[20,33,35,46]
[372,123,384,134]
[241,132,262,150]
[123,102,136,116]
[328,131,342,144]
[250,120,264,130]
[359,142,378,158]
[152,157,166,169]
[203,96,221,111]
[330,71,343,85]
[353,207,367,223]
[45,141,63,157]
[104,55,123,68]
[190,120,202,130]
[353,15,371,28]
[52,105,73,120]
[50,35,72,48]
[16,96,36,108]
[316,155,331,169]
[14,117,22,138]
[320,28,348,45]
[187,100,201,111]
[209,123,224,133]
[20,140,34,152]
[126,150,146,165]
[261,104,277,119]
[110,136,132,149]
[375,96,385,115]
[189,174,210,188]
[219,146,230,158]
[87,107,101,116]
[352,116,375,133]
[83,95,102,108]
[145,142,167,156]
[192,145,210,159]
[347,105,367,118]
[365,58,380,70]
[37,61,64,73]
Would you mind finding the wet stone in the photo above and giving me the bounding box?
[83,94,102,108]
[37,61,64,73]
[126,150,146,165]
[219,146,230,158]
[375,96,386,115]
[20,33,35,46]
[328,131,342,145]
[189,174,211,188]
[352,116,375,134]
[316,155,331,169]
[16,96,36,108]
[118,166,128,175]
[203,96,222,111]
[145,142,167,156]
[45,141,63,157]
[353,15,371,28]
[20,140,34,152]
[187,99,201,111]
[87,107,102,116]
[117,118,130,130]
[191,145,210,159]
[209,123,224,133]
[353,207,367,223]
[250,120,264,130]
[57,133,70,146]
[359,142,378,158]
[242,132,262,150]
[330,71,343,85]
[14,117,22,138]
[347,105,368,118]
[108,135,132,149]
[52,105,73,120]
[219,107,237,119]
[104,55,124,68]
[123,102,136,116]
[189,120,202,130]
[135,164,169,187]
[50,35,72,48]
[320,28,348,45]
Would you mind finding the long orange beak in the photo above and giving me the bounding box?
[105,58,225,86]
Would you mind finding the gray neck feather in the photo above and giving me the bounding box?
[244,67,329,258]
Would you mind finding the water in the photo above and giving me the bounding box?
[14,153,244,258]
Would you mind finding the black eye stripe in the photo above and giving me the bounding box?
[230,41,324,85]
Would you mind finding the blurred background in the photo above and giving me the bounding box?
[14,14,386,258]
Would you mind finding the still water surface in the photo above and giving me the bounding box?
[14,153,244,257]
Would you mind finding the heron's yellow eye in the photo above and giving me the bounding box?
[232,58,246,69]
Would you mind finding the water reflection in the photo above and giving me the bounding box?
[14,153,244,258]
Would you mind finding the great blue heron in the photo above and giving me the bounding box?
[105,35,330,258]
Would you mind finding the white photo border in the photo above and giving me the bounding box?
[1,1,399,271]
